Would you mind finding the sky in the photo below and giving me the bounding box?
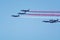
[0,0,60,40]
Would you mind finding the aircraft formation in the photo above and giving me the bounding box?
[12,9,29,17]
[11,9,60,23]
[43,19,60,23]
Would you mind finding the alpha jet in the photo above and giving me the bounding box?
[21,9,30,13]
[43,19,60,23]
[12,15,19,17]
[18,12,26,14]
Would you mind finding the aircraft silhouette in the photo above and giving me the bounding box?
[21,9,30,13]
[18,12,26,15]
[43,19,60,23]
[12,15,19,17]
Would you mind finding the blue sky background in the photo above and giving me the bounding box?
[0,0,60,40]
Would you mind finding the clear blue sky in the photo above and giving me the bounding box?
[0,0,60,40]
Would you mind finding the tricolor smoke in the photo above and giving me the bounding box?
[26,10,60,16]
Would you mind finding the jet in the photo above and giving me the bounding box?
[12,15,19,17]
[43,19,60,23]
[21,9,30,13]
[17,12,27,16]
[18,12,26,15]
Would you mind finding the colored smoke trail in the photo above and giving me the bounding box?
[29,11,60,13]
[27,14,60,16]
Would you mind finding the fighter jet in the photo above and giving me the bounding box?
[12,15,19,17]
[21,9,30,13]
[18,12,26,15]
[43,19,60,23]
